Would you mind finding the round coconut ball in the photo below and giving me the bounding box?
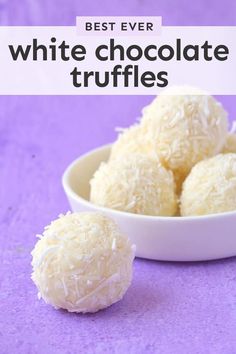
[222,133,236,154]
[90,154,178,216]
[141,86,228,179]
[31,212,135,313]
[181,153,236,216]
[110,124,156,160]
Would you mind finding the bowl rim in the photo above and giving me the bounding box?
[62,144,236,223]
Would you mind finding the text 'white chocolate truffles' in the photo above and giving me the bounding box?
[180,154,236,216]
[141,86,228,179]
[110,124,156,160]
[90,154,178,216]
[222,133,236,154]
[31,212,135,313]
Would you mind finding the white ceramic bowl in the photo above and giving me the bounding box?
[62,144,236,262]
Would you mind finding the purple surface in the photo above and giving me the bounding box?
[0,1,236,354]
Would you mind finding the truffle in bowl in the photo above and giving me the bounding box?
[62,145,236,262]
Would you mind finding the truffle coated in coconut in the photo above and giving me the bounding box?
[90,154,178,216]
[180,153,236,216]
[110,124,156,160]
[141,86,228,178]
[31,212,135,313]
[222,133,236,153]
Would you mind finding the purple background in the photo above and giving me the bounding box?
[0,1,236,354]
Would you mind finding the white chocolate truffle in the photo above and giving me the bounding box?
[90,154,177,216]
[222,133,236,153]
[141,86,228,178]
[110,124,156,160]
[180,153,236,216]
[31,212,135,313]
